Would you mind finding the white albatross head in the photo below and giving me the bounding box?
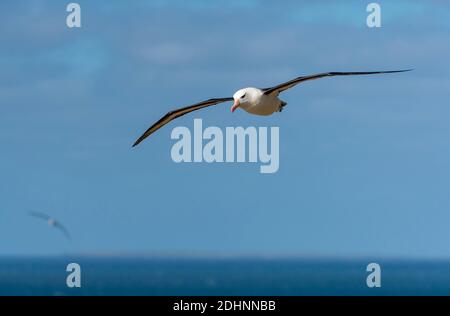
[231,87,260,113]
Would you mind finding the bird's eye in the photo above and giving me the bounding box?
[241,94,246,99]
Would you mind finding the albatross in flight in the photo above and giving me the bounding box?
[132,69,411,147]
[28,211,71,240]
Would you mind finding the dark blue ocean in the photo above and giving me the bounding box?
[1,257,450,295]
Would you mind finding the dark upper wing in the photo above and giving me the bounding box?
[28,211,50,221]
[54,222,71,240]
[263,70,412,95]
[132,97,233,147]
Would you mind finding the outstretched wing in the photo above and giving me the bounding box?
[54,222,71,240]
[263,70,412,95]
[28,211,51,221]
[132,97,233,147]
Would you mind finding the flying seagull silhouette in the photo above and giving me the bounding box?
[28,211,71,240]
[132,69,412,147]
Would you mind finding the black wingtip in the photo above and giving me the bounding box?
[374,69,413,74]
[132,137,142,148]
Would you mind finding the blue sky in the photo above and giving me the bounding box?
[1,0,450,257]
